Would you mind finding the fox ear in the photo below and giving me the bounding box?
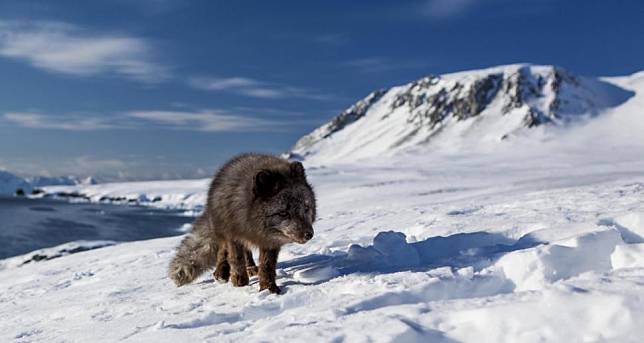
[254,170,281,198]
[290,161,305,179]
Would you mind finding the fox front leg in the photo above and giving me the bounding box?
[258,248,281,294]
[245,249,258,277]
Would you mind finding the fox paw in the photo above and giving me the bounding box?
[213,267,230,284]
[230,272,249,287]
[260,282,281,294]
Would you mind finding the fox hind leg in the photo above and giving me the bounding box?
[213,246,231,283]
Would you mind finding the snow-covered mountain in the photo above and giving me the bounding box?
[27,175,97,188]
[290,64,634,162]
[0,171,98,195]
[0,170,31,195]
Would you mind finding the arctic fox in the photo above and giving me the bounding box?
[169,153,316,294]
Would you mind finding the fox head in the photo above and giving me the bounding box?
[253,161,316,244]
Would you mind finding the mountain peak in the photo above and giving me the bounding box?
[290,64,633,162]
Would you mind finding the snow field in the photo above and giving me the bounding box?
[2,150,644,342]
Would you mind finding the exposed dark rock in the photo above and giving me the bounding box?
[397,73,502,127]
[323,88,388,139]
[20,242,115,266]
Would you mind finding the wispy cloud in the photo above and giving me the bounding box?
[343,57,428,74]
[3,109,277,132]
[188,76,331,100]
[190,77,260,90]
[3,112,115,130]
[126,110,274,132]
[421,0,478,19]
[343,58,394,73]
[0,20,169,82]
[0,155,130,180]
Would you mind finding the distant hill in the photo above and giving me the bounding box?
[0,170,31,195]
[289,64,634,163]
[0,171,97,195]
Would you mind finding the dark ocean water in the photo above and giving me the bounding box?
[0,196,194,259]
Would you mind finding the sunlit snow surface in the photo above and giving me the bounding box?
[2,72,644,342]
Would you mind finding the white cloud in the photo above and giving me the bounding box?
[0,20,169,82]
[3,112,114,130]
[127,110,274,132]
[343,57,428,74]
[3,109,284,132]
[188,76,331,100]
[189,77,261,91]
[240,87,287,99]
[422,0,477,18]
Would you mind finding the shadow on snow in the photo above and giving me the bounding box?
[278,230,545,287]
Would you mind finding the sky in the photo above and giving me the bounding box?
[0,0,642,181]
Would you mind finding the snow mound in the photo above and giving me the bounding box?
[609,212,644,243]
[493,228,623,291]
[611,244,644,269]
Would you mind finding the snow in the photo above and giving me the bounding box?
[3,146,644,342]
[612,244,644,269]
[1,66,644,341]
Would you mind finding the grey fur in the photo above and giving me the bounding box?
[168,153,316,294]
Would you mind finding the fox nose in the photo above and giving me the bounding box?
[304,231,314,241]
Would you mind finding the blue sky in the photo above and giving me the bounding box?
[0,0,642,180]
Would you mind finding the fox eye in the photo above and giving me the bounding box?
[277,211,289,218]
